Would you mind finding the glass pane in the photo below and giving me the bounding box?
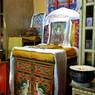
[85,53,92,66]
[86,6,93,26]
[85,30,92,49]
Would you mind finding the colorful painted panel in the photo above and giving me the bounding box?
[34,75,53,95]
[15,71,33,95]
[15,60,33,74]
[34,62,54,79]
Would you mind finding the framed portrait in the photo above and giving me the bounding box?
[49,22,66,44]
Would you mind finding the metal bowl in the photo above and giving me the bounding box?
[70,65,95,83]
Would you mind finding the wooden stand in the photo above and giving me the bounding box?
[72,84,95,95]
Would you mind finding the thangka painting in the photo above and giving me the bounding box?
[49,22,66,44]
[48,0,80,13]
[32,13,44,38]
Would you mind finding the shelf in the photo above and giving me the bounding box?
[86,0,94,5]
[86,2,94,6]
[85,26,93,30]
[84,49,95,52]
[72,85,95,95]
[80,0,95,66]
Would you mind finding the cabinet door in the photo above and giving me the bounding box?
[34,75,53,95]
[14,59,34,95]
[15,71,33,95]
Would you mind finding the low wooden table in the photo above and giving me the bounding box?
[72,82,95,95]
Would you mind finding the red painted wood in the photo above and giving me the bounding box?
[0,62,9,95]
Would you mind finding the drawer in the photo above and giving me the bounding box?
[34,62,54,79]
[15,60,33,74]
[15,71,33,95]
[34,75,53,95]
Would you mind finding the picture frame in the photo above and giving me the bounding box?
[49,22,66,45]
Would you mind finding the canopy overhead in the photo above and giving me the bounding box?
[44,7,80,25]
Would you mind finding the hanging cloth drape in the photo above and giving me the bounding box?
[47,0,80,13]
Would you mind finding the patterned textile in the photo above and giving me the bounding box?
[70,19,79,47]
[31,13,44,39]
[13,45,77,62]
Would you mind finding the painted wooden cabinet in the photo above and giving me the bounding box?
[14,56,77,95]
[80,0,95,66]
[14,58,54,95]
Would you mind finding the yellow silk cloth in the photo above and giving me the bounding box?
[13,44,77,62]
